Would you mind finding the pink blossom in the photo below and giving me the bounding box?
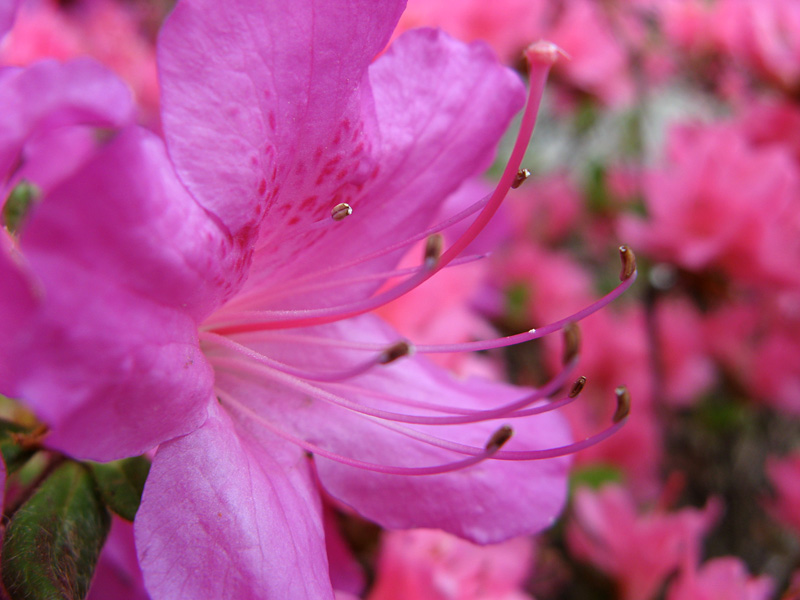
[567,484,720,600]
[713,0,800,93]
[394,0,641,106]
[620,121,800,289]
[705,294,800,414]
[0,1,637,597]
[367,529,535,600]
[765,452,800,537]
[666,557,774,600]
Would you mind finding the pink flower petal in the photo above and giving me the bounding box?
[136,401,333,600]
[0,0,20,39]
[2,128,240,460]
[0,58,133,188]
[158,0,405,243]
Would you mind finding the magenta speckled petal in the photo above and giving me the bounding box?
[158,0,405,244]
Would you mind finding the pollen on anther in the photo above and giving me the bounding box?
[424,234,444,269]
[613,386,631,423]
[569,376,587,398]
[485,425,513,454]
[619,246,637,281]
[511,168,531,189]
[379,340,415,364]
[331,202,353,221]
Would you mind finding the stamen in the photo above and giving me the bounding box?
[339,387,630,462]
[511,168,531,189]
[221,253,486,312]
[415,264,636,354]
[202,331,389,382]
[562,322,580,364]
[613,386,631,423]
[330,202,353,222]
[424,234,444,269]
[569,376,587,398]
[218,388,515,476]
[327,357,576,418]
[485,425,513,453]
[212,353,577,425]
[379,340,415,365]
[619,245,636,281]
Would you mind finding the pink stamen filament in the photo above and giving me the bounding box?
[211,353,575,425]
[417,269,637,353]
[218,253,487,313]
[217,388,507,476]
[323,358,576,418]
[201,331,393,383]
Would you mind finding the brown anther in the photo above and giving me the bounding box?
[568,376,587,398]
[330,202,353,222]
[524,40,568,66]
[379,340,415,364]
[424,233,444,269]
[562,322,581,364]
[511,168,531,189]
[485,425,513,454]
[613,386,631,423]
[619,245,636,281]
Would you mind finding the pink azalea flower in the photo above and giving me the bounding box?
[367,528,535,600]
[0,1,637,597]
[567,484,720,600]
[620,121,800,289]
[765,452,800,537]
[666,557,774,600]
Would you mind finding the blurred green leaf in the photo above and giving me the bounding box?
[570,463,624,494]
[2,461,111,600]
[3,180,40,233]
[89,456,150,521]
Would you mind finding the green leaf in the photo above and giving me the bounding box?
[0,419,40,473]
[2,461,111,600]
[3,180,40,233]
[88,456,150,522]
[570,463,624,493]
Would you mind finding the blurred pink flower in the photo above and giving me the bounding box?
[706,294,800,414]
[765,452,800,537]
[667,557,774,600]
[713,0,800,93]
[394,0,643,107]
[621,121,800,289]
[567,484,720,600]
[1,0,159,126]
[368,529,535,600]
